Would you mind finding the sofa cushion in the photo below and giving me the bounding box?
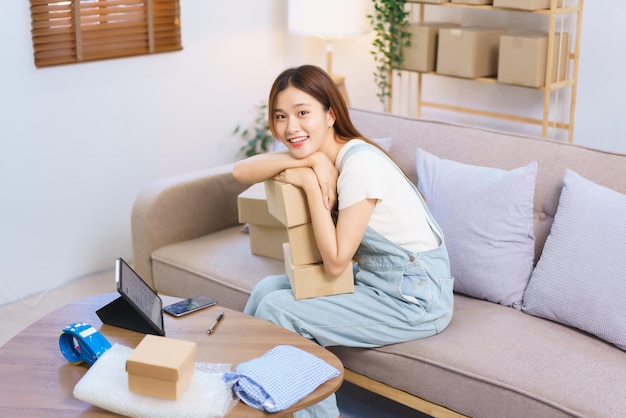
[416,149,536,309]
[329,294,626,418]
[523,170,626,351]
[151,226,284,311]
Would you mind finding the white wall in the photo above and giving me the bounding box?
[0,1,290,306]
[1,1,624,307]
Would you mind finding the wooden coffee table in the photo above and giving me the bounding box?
[0,293,344,417]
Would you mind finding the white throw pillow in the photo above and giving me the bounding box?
[416,149,537,309]
[523,170,626,351]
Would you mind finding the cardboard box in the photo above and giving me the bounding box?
[283,243,354,300]
[237,183,283,227]
[451,0,492,4]
[497,32,570,87]
[126,335,197,400]
[287,222,322,265]
[437,27,506,78]
[249,222,321,263]
[493,0,550,10]
[408,0,449,3]
[249,224,289,260]
[402,22,460,72]
[264,180,310,227]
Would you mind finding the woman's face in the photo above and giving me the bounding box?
[273,86,335,159]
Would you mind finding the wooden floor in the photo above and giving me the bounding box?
[0,269,116,347]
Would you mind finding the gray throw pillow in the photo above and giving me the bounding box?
[416,149,537,309]
[523,170,626,351]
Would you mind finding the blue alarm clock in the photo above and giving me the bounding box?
[59,322,112,366]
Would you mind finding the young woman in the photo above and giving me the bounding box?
[233,65,454,418]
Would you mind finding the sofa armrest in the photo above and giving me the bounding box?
[131,163,249,288]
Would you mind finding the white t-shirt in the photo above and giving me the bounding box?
[335,140,439,253]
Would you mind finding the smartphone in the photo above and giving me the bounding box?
[162,295,218,317]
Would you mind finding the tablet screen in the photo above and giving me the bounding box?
[116,257,164,334]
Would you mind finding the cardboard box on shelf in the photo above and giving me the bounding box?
[283,243,354,300]
[493,0,550,10]
[264,180,310,227]
[126,335,197,400]
[237,183,283,228]
[497,32,570,88]
[451,0,493,5]
[402,22,460,72]
[437,27,506,78]
[249,224,288,260]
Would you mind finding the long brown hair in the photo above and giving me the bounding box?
[268,65,379,149]
[266,65,419,189]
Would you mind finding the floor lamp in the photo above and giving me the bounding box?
[288,0,371,106]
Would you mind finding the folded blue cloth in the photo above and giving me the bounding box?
[222,345,340,413]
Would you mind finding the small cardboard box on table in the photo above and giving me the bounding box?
[497,31,570,88]
[126,335,197,400]
[402,22,460,72]
[437,27,506,78]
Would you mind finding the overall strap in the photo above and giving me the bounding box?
[338,141,443,243]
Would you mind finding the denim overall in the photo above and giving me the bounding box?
[244,142,454,418]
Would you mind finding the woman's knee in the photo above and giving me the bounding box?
[244,275,291,315]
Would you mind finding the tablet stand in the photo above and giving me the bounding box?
[96,296,164,335]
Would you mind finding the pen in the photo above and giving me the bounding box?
[207,312,224,335]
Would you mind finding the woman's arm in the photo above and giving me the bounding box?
[232,151,304,185]
[233,151,338,210]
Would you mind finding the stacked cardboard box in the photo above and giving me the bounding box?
[402,22,460,72]
[437,27,506,78]
[265,180,354,300]
[237,183,287,260]
[493,0,550,10]
[451,0,492,4]
[497,31,570,88]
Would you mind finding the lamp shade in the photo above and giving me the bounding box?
[288,0,372,39]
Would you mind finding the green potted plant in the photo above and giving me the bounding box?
[368,0,412,111]
[234,102,274,158]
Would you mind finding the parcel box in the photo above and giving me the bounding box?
[238,183,283,227]
[264,180,310,227]
[493,0,550,10]
[249,221,321,264]
[283,243,354,300]
[402,22,460,72]
[451,0,492,4]
[497,32,570,88]
[287,222,322,265]
[249,224,289,260]
[437,27,506,78]
[126,335,197,400]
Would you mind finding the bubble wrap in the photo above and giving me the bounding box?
[73,344,237,418]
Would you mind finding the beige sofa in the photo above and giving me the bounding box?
[132,108,626,418]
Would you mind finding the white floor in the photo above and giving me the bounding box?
[0,271,429,418]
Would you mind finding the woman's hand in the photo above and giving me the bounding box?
[273,167,317,192]
[308,152,338,211]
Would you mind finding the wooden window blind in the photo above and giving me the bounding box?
[29,0,182,68]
